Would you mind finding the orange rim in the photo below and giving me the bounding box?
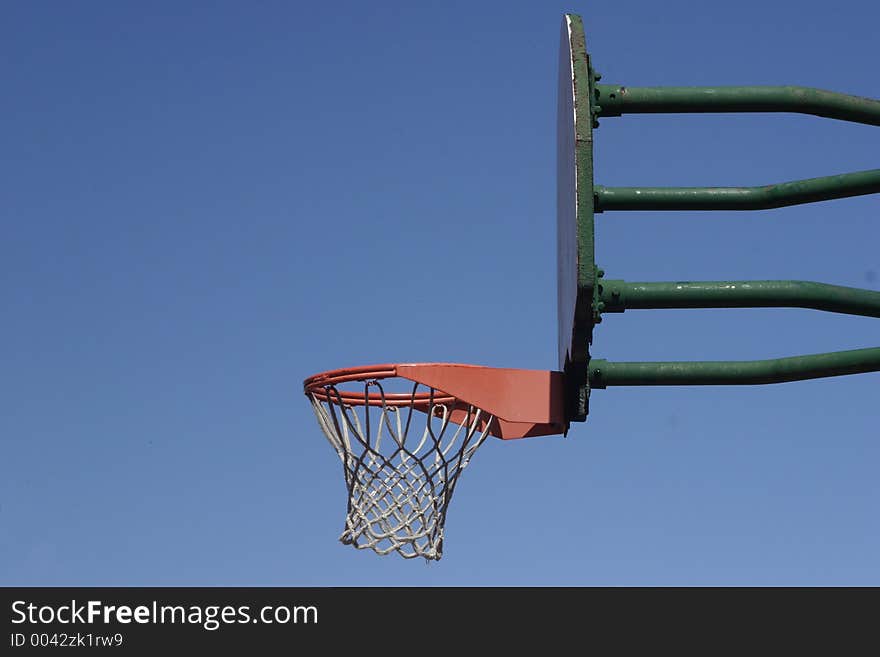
[304,362,566,439]
[303,364,458,407]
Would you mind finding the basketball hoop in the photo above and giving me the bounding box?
[304,363,565,560]
[301,11,880,565]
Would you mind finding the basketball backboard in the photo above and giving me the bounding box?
[304,12,880,562]
[557,14,596,423]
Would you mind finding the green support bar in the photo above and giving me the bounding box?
[589,348,880,387]
[590,279,880,387]
[595,85,880,126]
[599,280,880,318]
[594,169,880,211]
[580,80,880,391]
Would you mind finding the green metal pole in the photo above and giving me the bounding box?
[599,280,880,318]
[594,169,880,211]
[596,85,880,126]
[589,348,880,387]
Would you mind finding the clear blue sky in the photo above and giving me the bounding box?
[2,1,877,586]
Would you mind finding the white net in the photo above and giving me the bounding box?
[308,379,494,561]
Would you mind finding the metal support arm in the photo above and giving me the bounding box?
[582,82,880,389]
[592,84,880,212]
[590,347,880,388]
[589,348,880,387]
[599,280,880,318]
[594,169,880,211]
[589,279,880,387]
[595,84,880,126]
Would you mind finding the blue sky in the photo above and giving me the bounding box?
[2,0,877,585]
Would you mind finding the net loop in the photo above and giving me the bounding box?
[308,377,494,561]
